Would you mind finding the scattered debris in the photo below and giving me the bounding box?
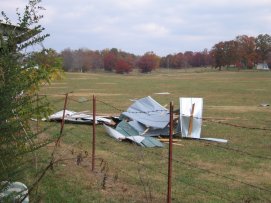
[121,96,169,129]
[154,92,171,95]
[259,103,270,107]
[0,181,29,203]
[104,124,164,147]
[48,110,113,125]
[47,96,229,147]
[103,96,169,147]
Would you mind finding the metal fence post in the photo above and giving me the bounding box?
[167,101,174,203]
[92,95,96,171]
[56,93,68,146]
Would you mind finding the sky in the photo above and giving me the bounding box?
[1,0,271,56]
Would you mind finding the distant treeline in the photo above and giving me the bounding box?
[60,34,271,73]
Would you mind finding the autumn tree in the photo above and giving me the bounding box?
[103,50,118,72]
[222,40,239,68]
[183,51,193,68]
[137,52,160,73]
[211,42,226,70]
[61,48,74,71]
[172,53,185,68]
[236,35,257,69]
[202,48,212,67]
[115,58,133,74]
[160,54,173,68]
[255,34,271,63]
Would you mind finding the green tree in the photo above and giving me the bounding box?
[0,0,62,196]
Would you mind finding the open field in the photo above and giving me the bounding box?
[28,69,271,202]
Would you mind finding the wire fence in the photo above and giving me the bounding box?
[24,93,271,202]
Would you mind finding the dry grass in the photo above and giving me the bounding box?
[34,70,271,202]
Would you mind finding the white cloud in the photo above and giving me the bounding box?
[112,0,153,10]
[133,23,169,37]
[2,0,271,55]
[1,0,27,11]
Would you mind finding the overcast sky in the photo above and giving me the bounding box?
[2,0,271,56]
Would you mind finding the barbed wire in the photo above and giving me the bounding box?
[170,128,271,161]
[102,147,235,202]
[96,98,168,114]
[40,94,271,132]
[95,156,168,202]
[145,149,271,194]
[96,97,271,132]
[203,118,271,132]
[69,96,91,104]
[24,94,270,202]
[204,142,271,160]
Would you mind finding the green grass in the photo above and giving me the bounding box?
[27,68,271,202]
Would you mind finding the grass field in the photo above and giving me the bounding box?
[28,68,271,202]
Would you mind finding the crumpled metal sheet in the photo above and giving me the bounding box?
[116,120,139,136]
[128,120,169,137]
[115,121,164,147]
[48,110,112,124]
[121,96,169,129]
[103,124,126,140]
[103,124,164,147]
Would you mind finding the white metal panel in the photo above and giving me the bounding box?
[179,98,203,138]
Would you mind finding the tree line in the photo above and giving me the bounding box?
[60,34,271,73]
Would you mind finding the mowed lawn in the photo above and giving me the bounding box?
[35,69,271,202]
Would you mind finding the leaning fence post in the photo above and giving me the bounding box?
[167,101,174,203]
[92,95,96,171]
[56,93,68,146]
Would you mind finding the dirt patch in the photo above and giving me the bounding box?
[96,83,117,85]
[204,116,243,121]
[78,89,104,92]
[46,86,67,89]
[50,82,67,85]
[248,89,267,91]
[48,93,124,97]
[70,92,123,97]
[69,78,91,80]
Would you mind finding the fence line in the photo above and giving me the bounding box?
[96,97,271,132]
[145,149,271,194]
[203,142,271,160]
[105,148,234,202]
[25,93,270,202]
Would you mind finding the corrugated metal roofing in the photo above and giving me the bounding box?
[122,96,169,129]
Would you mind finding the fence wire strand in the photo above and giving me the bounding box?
[27,94,271,202]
